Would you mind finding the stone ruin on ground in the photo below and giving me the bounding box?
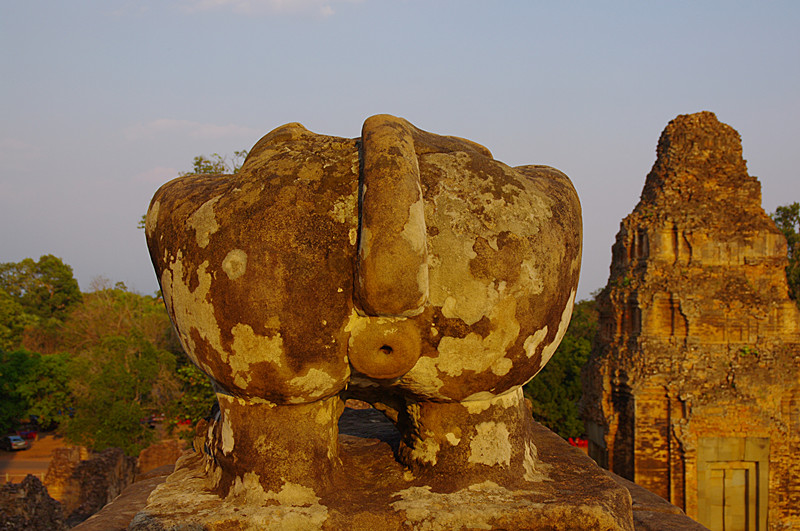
[0,475,67,531]
[0,444,145,530]
[0,438,186,530]
[582,111,800,529]
[130,114,664,530]
[45,446,137,526]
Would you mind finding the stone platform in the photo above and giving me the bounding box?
[128,408,637,530]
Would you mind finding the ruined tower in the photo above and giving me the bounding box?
[582,112,800,530]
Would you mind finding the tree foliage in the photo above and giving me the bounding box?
[16,351,71,429]
[0,262,216,455]
[168,362,216,427]
[51,280,215,453]
[0,255,82,322]
[59,278,178,357]
[64,333,175,454]
[182,150,248,176]
[772,202,800,304]
[0,348,72,434]
[0,349,37,434]
[524,298,598,439]
[0,255,82,354]
[0,289,35,352]
[54,283,183,454]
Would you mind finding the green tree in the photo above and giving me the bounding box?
[524,298,598,439]
[16,352,72,429]
[64,333,175,455]
[0,288,36,351]
[0,348,36,433]
[59,278,178,358]
[53,282,181,455]
[168,362,216,429]
[182,150,248,176]
[44,275,215,450]
[0,255,82,321]
[0,255,82,353]
[0,255,207,453]
[772,202,799,304]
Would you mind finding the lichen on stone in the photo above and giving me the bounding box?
[187,195,222,248]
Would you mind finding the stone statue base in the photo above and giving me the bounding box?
[130,409,634,530]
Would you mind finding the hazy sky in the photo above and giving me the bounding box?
[1,1,798,301]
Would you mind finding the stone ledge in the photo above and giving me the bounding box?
[607,473,708,531]
[131,412,633,530]
[72,471,172,531]
[72,412,706,530]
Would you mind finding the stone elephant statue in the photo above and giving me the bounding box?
[145,114,582,497]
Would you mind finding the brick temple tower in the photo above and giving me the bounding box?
[582,112,800,530]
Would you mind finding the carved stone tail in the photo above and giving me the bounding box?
[354,115,429,317]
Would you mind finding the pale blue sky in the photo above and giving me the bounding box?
[1,1,798,300]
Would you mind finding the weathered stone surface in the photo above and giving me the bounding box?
[71,474,170,531]
[65,410,701,530]
[43,445,90,513]
[136,439,184,479]
[582,111,800,529]
[132,411,634,530]
[609,473,708,530]
[44,446,137,526]
[140,115,597,527]
[0,475,67,531]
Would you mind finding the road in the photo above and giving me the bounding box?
[0,433,71,484]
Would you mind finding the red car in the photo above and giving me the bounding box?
[17,429,37,440]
